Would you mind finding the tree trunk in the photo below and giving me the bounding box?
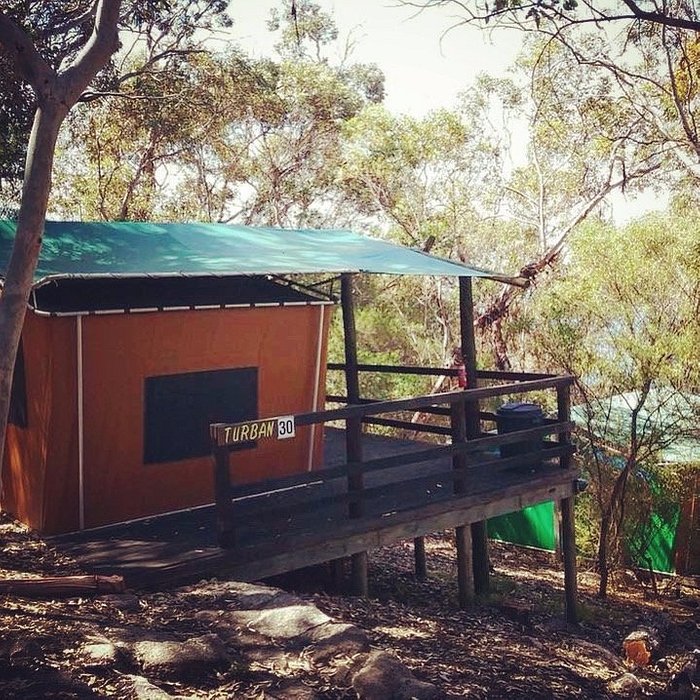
[0,105,64,483]
[597,512,611,598]
[0,1,121,495]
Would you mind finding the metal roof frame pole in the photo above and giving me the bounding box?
[460,276,490,595]
[341,273,368,596]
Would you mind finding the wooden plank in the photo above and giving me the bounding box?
[557,382,578,623]
[328,363,565,384]
[0,575,124,597]
[227,444,576,526]
[476,369,561,381]
[228,421,574,500]
[127,474,578,588]
[249,469,579,560]
[216,377,575,439]
[212,378,575,446]
[460,277,491,597]
[327,394,453,418]
[362,416,452,435]
[291,376,575,427]
[327,362,459,377]
[341,274,361,406]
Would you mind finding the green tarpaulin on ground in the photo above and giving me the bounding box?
[0,220,509,285]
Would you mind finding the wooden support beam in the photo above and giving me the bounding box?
[414,537,427,580]
[451,399,475,603]
[330,558,345,591]
[213,446,235,548]
[341,273,361,405]
[460,276,490,594]
[455,524,474,607]
[459,277,478,395]
[561,496,578,624]
[557,383,578,623]
[471,521,490,594]
[121,475,578,588]
[341,273,368,597]
[351,551,369,597]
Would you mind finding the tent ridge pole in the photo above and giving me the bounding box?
[77,316,85,531]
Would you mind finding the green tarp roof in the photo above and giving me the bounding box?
[572,390,700,464]
[0,220,510,286]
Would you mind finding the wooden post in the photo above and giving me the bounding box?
[213,446,235,548]
[561,496,578,624]
[558,383,578,624]
[341,273,368,597]
[330,558,345,591]
[451,399,474,605]
[455,525,474,608]
[341,273,361,406]
[414,537,427,580]
[460,277,489,594]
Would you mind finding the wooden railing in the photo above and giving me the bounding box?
[210,368,575,554]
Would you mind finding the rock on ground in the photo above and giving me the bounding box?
[352,650,441,700]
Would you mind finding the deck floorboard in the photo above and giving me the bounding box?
[52,428,576,588]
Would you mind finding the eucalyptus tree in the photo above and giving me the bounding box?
[335,102,509,376]
[0,0,230,474]
[531,215,700,596]
[55,0,384,227]
[473,38,664,369]
[400,1,700,366]
[404,1,700,36]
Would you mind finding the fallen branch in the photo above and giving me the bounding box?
[0,574,125,598]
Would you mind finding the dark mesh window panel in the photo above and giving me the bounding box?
[144,367,257,464]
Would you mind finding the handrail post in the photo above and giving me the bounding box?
[558,382,578,624]
[451,396,474,607]
[213,444,235,548]
[460,277,489,594]
[342,273,368,596]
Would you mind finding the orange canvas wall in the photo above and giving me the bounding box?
[81,305,331,529]
[2,313,80,533]
[2,304,332,534]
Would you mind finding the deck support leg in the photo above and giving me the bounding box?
[561,495,578,624]
[456,524,474,607]
[471,521,490,594]
[459,277,489,594]
[413,537,427,580]
[557,383,577,623]
[330,558,345,591]
[351,551,368,597]
[342,274,368,598]
[213,446,234,548]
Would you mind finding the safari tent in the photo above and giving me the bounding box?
[0,220,495,535]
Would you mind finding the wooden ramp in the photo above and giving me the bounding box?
[53,428,576,590]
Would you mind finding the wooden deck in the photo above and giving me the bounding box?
[53,427,577,590]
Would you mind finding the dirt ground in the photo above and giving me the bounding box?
[0,512,699,698]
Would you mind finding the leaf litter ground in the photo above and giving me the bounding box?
[0,513,698,698]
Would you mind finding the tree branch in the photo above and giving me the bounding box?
[58,0,122,105]
[0,12,55,93]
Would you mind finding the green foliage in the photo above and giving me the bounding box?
[0,1,230,198]
[54,2,384,227]
[532,215,699,400]
[529,213,700,588]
